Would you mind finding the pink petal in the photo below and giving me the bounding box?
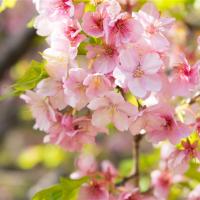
[88,97,109,110]
[128,78,147,98]
[141,53,163,74]
[91,108,112,128]
[142,75,162,92]
[119,48,139,72]
[113,111,129,131]
[141,3,160,19]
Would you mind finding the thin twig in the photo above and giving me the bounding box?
[133,134,143,187]
[115,173,136,187]
[188,93,200,105]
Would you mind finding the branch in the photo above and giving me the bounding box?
[133,134,143,187]
[0,28,36,80]
[188,93,200,105]
[115,135,143,187]
[115,173,136,187]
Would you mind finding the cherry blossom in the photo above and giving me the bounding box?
[20,90,57,132]
[86,43,119,74]
[78,182,109,200]
[168,139,200,174]
[171,55,200,97]
[64,68,89,110]
[46,115,97,151]
[88,91,138,131]
[114,47,163,98]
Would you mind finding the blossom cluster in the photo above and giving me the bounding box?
[21,0,200,199]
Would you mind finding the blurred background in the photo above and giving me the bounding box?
[0,0,200,199]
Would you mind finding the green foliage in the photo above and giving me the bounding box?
[107,123,117,134]
[78,37,101,55]
[185,162,200,183]
[140,175,151,192]
[119,159,134,177]
[32,177,89,200]
[12,60,48,95]
[17,145,66,169]
[0,0,18,12]
[152,0,193,10]
[27,18,35,29]
[125,92,139,107]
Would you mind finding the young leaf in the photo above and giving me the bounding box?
[32,177,89,200]
[32,185,63,200]
[0,0,18,12]
[12,60,48,95]
[61,177,89,200]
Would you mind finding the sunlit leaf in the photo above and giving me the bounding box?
[17,145,66,169]
[32,177,89,200]
[0,0,18,12]
[12,60,48,95]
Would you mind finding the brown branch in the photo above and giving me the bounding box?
[133,134,143,187]
[115,135,143,187]
[0,28,36,80]
[115,173,137,187]
[188,93,200,105]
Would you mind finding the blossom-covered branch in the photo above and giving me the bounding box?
[19,0,200,199]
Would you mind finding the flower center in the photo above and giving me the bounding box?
[133,67,144,78]
[104,45,116,57]
[93,76,102,87]
[115,19,127,32]
[93,15,103,30]
[159,172,171,187]
[162,115,174,130]
[147,24,157,34]
[56,0,71,14]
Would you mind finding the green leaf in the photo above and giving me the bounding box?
[107,123,117,134]
[32,177,89,200]
[119,159,134,177]
[12,60,48,95]
[185,162,200,182]
[32,185,63,200]
[27,18,35,28]
[139,148,160,172]
[61,177,89,200]
[0,0,18,12]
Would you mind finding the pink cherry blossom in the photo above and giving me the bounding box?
[33,0,75,36]
[101,160,118,182]
[146,104,190,144]
[113,47,163,98]
[83,73,112,99]
[64,68,89,110]
[86,43,119,74]
[118,189,145,200]
[78,182,109,200]
[168,139,200,174]
[61,19,86,47]
[171,55,200,97]
[82,7,106,37]
[34,0,74,19]
[42,48,70,80]
[88,91,138,131]
[76,154,97,175]
[130,104,190,144]
[136,3,174,51]
[20,90,57,132]
[46,115,97,151]
[36,78,68,110]
[151,170,172,200]
[104,12,143,46]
